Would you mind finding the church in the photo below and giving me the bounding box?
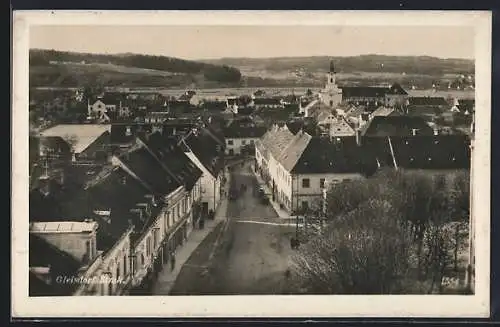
[318,60,408,109]
[318,60,343,108]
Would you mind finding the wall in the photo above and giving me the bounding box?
[185,152,221,212]
[291,173,364,211]
[34,229,97,263]
[225,137,259,155]
[97,228,133,295]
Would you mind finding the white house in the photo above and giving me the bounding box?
[256,127,375,213]
[224,125,268,156]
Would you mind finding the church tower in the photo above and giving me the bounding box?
[326,60,337,90]
[320,59,342,107]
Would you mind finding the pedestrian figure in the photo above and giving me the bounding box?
[170,252,176,271]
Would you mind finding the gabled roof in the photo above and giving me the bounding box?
[264,125,296,160]
[408,97,449,106]
[40,124,111,154]
[371,106,398,117]
[117,145,182,196]
[183,129,225,177]
[291,136,379,175]
[85,166,161,241]
[360,116,434,137]
[142,133,203,191]
[316,110,335,123]
[280,131,313,172]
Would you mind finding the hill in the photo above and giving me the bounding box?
[200,55,474,76]
[29,49,242,88]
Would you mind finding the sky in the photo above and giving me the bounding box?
[30,25,475,60]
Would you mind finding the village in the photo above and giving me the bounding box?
[28,60,474,296]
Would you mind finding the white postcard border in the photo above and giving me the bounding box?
[12,10,491,318]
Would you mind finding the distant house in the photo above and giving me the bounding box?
[145,112,170,125]
[223,124,268,156]
[253,98,284,110]
[340,83,408,107]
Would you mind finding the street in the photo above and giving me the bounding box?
[169,161,297,295]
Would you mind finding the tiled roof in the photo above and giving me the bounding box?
[360,116,435,137]
[265,125,296,160]
[291,136,379,175]
[184,129,225,177]
[371,106,397,117]
[29,233,83,296]
[142,133,203,191]
[85,166,160,243]
[40,124,111,154]
[408,97,449,106]
[117,145,181,196]
[361,135,471,170]
[280,131,313,172]
[389,135,471,170]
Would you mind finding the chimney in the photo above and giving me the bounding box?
[356,129,362,146]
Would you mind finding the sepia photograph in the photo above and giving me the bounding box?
[12,10,491,318]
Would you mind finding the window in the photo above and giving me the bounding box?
[242,140,247,145]
[229,149,234,155]
[123,254,127,276]
[250,140,255,144]
[302,201,309,210]
[302,178,310,188]
[320,178,326,189]
[177,204,181,218]
[146,237,151,256]
[227,140,234,145]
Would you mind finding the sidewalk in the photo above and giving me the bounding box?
[151,175,231,295]
[250,164,291,219]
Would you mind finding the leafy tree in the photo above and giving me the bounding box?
[296,169,470,294]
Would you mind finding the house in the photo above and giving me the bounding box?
[40,124,111,163]
[359,116,435,137]
[253,97,284,110]
[326,116,356,138]
[180,128,226,215]
[256,127,378,213]
[145,112,171,125]
[29,230,101,296]
[369,106,400,120]
[110,123,153,149]
[340,83,408,107]
[29,136,204,295]
[224,124,268,156]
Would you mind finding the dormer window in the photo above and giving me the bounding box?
[428,157,432,161]
[410,157,414,162]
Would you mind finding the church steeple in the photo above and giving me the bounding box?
[329,60,335,74]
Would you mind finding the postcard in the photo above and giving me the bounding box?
[12,10,491,318]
